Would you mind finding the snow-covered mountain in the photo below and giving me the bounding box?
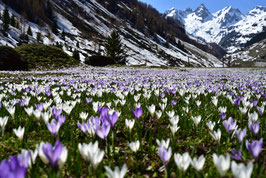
[0,0,224,67]
[166,4,266,52]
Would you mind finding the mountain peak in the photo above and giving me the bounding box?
[194,4,212,22]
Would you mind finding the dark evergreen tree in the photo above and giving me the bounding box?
[72,49,80,61]
[61,29,65,41]
[46,0,53,20]
[52,20,59,34]
[0,11,2,20]
[76,41,79,48]
[36,32,43,43]
[104,30,127,64]
[27,26,33,36]
[24,34,29,42]
[3,6,10,32]
[10,14,16,27]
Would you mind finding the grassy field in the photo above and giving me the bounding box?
[0,67,265,177]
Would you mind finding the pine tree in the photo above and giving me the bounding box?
[61,29,65,41]
[3,6,10,32]
[10,14,16,27]
[36,32,43,43]
[104,30,127,64]
[52,20,59,34]
[72,49,80,61]
[27,26,33,36]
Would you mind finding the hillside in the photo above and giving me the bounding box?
[225,36,266,67]
[0,0,224,67]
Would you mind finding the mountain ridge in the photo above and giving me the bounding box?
[166,4,266,52]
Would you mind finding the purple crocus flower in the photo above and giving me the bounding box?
[249,122,260,136]
[263,93,266,100]
[18,100,26,107]
[234,98,241,107]
[158,146,172,166]
[42,140,64,168]
[17,150,31,168]
[131,106,142,120]
[257,105,264,116]
[0,156,27,178]
[160,93,165,98]
[235,128,247,143]
[35,103,43,111]
[223,117,237,134]
[46,119,61,137]
[77,122,87,134]
[107,112,118,128]
[57,115,65,125]
[86,97,92,104]
[98,107,109,118]
[252,100,258,107]
[95,121,111,140]
[171,100,177,106]
[246,138,263,161]
[45,87,51,97]
[231,148,242,161]
[219,113,226,120]
[52,107,62,119]
[170,89,176,95]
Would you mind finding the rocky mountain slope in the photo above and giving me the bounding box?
[0,0,224,67]
[166,4,266,52]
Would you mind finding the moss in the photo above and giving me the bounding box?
[15,44,79,70]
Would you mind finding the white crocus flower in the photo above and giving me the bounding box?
[206,121,215,131]
[13,126,25,141]
[212,153,230,177]
[155,110,162,119]
[105,164,127,178]
[156,138,170,149]
[30,146,39,165]
[128,140,140,152]
[166,110,175,118]
[24,107,33,117]
[41,111,51,123]
[80,112,89,121]
[78,141,104,169]
[209,129,221,143]
[191,155,205,171]
[0,116,8,136]
[162,98,167,104]
[58,146,68,168]
[92,102,99,113]
[6,106,15,119]
[231,161,253,178]
[169,115,179,125]
[211,96,218,107]
[147,104,156,117]
[125,119,135,132]
[239,107,247,115]
[248,111,258,123]
[195,100,201,107]
[38,143,49,164]
[174,152,191,171]
[33,109,41,121]
[218,106,227,113]
[191,116,201,126]
[170,124,180,136]
[159,103,166,111]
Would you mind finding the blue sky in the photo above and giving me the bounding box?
[138,0,266,14]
